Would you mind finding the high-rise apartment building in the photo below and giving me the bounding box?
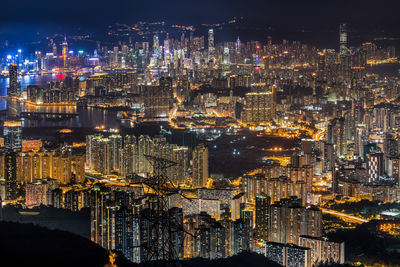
[142,86,173,119]
[242,91,274,124]
[255,194,271,240]
[192,144,209,187]
[268,197,322,245]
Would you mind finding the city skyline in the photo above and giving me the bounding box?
[1,2,400,266]
[2,0,400,47]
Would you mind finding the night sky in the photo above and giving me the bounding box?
[2,0,400,28]
[1,0,400,45]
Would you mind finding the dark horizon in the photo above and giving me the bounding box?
[2,0,400,37]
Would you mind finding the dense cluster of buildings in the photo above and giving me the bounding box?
[85,134,208,187]
[1,21,400,266]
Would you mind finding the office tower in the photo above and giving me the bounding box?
[142,86,173,119]
[223,44,230,64]
[3,120,22,151]
[192,144,209,187]
[236,36,241,53]
[62,36,68,68]
[208,29,214,50]
[8,63,21,97]
[339,23,347,55]
[52,40,58,55]
[164,36,170,65]
[255,194,270,240]
[113,46,119,67]
[367,152,384,183]
[153,33,159,56]
[242,91,274,124]
[208,29,215,61]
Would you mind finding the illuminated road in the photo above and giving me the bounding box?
[321,208,369,223]
[314,128,326,141]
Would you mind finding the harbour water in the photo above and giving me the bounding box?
[0,74,119,128]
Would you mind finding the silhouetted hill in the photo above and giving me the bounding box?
[0,221,281,267]
[0,221,110,267]
[181,252,282,267]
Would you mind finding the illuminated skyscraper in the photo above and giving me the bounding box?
[208,29,215,61]
[223,44,230,64]
[5,152,17,200]
[255,194,270,240]
[367,152,384,183]
[3,120,22,152]
[192,144,209,187]
[17,49,23,67]
[235,36,241,53]
[268,197,322,245]
[8,63,20,97]
[109,134,123,171]
[339,23,348,55]
[266,242,311,267]
[153,33,159,56]
[208,29,214,50]
[62,36,68,68]
[113,46,119,67]
[52,41,57,55]
[164,35,170,65]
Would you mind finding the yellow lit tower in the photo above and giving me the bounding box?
[62,36,68,69]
